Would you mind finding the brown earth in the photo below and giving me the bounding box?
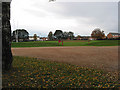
[12,46,119,72]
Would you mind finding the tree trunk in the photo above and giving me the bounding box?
[2,2,13,71]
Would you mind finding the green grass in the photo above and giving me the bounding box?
[11,41,58,47]
[2,56,119,88]
[11,40,119,47]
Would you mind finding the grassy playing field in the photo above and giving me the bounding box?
[11,40,119,47]
[2,56,119,88]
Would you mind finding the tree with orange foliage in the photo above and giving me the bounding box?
[33,34,37,41]
[91,28,105,40]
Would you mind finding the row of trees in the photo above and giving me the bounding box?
[48,30,74,40]
[12,28,105,42]
[48,28,105,40]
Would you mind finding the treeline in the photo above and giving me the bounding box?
[48,30,74,40]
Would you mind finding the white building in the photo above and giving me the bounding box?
[29,36,40,41]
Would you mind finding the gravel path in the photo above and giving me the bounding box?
[12,46,119,72]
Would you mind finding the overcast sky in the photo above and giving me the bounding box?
[10,0,118,37]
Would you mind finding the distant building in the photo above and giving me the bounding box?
[40,37,48,41]
[74,36,95,40]
[12,29,29,42]
[107,33,120,39]
[89,37,96,40]
[29,36,40,41]
[80,36,91,40]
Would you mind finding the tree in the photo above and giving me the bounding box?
[48,31,53,40]
[33,34,37,41]
[2,2,13,70]
[54,30,64,39]
[77,35,81,38]
[13,29,29,42]
[76,35,81,40]
[68,31,74,40]
[63,31,74,40]
[63,32,69,39]
[91,28,105,40]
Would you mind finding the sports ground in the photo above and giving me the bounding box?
[12,40,119,72]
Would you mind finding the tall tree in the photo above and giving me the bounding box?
[68,31,74,40]
[48,31,53,40]
[91,28,105,39]
[54,30,64,39]
[33,34,37,41]
[13,29,29,42]
[2,2,13,70]
[63,32,68,39]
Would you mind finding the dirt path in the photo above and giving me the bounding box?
[12,46,119,72]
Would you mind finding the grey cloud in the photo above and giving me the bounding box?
[11,1,118,36]
[23,8,49,17]
[44,2,118,34]
[46,2,117,18]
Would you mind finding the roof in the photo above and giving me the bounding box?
[109,33,120,35]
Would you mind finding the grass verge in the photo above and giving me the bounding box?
[2,56,120,88]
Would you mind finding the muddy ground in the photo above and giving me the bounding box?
[12,46,119,72]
